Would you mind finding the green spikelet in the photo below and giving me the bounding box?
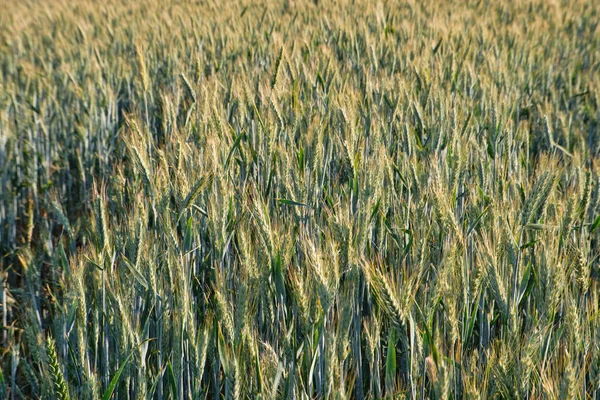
[578,169,591,220]
[180,72,197,103]
[46,337,70,400]
[50,199,72,239]
[271,46,283,89]
[214,285,234,344]
[521,171,555,225]
[95,193,109,252]
[180,174,213,216]
[270,96,284,128]
[212,105,224,138]
[131,145,152,192]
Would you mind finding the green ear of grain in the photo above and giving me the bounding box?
[179,174,213,220]
[271,47,283,89]
[46,337,71,400]
[180,72,197,103]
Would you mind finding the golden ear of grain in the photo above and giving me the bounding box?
[362,261,405,328]
[135,43,149,92]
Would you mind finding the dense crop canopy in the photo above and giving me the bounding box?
[0,0,599,398]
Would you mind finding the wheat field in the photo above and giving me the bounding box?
[1,0,599,398]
